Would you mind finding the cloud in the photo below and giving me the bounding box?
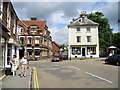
[12,2,119,45]
[49,27,68,45]
[11,0,119,2]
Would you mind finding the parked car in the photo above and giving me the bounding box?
[105,54,120,66]
[62,54,68,60]
[51,55,62,62]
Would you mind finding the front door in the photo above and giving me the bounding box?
[82,48,85,56]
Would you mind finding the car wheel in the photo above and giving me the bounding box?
[116,62,119,66]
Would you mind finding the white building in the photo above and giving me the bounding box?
[68,12,99,59]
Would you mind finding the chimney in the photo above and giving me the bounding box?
[80,11,87,23]
[31,17,37,20]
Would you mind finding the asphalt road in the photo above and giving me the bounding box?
[30,59,119,88]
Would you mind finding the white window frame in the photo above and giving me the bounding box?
[27,36,32,44]
[13,17,16,34]
[72,46,81,55]
[17,26,22,34]
[0,1,3,19]
[87,36,91,42]
[35,36,40,44]
[76,36,81,42]
[86,27,91,32]
[34,48,40,56]
[7,5,11,29]
[87,47,96,55]
[44,29,46,35]
[19,36,25,44]
[31,26,37,32]
[76,27,80,32]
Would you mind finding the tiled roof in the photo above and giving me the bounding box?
[23,20,47,30]
[52,41,60,48]
[17,19,47,30]
[68,16,99,27]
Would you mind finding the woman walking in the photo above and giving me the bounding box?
[20,56,28,77]
[11,55,18,76]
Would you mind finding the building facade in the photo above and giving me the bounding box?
[52,41,60,56]
[17,17,52,60]
[0,1,20,75]
[68,12,99,59]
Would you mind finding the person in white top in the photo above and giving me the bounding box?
[11,55,19,76]
[20,56,28,77]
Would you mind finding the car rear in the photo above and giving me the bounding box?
[52,55,60,62]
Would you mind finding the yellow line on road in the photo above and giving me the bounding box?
[33,67,39,90]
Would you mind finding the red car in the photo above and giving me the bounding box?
[51,55,62,62]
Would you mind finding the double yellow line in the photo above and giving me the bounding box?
[33,67,39,89]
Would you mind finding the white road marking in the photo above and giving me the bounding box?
[69,66,80,70]
[86,72,113,83]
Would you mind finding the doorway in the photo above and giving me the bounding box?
[82,48,85,56]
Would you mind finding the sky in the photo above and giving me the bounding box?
[11,0,119,45]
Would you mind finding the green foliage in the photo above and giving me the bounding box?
[112,33,120,48]
[60,44,68,52]
[87,12,113,51]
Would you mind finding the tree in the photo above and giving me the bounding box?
[112,32,120,48]
[87,12,113,51]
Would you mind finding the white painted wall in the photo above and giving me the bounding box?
[69,26,98,45]
[68,26,99,58]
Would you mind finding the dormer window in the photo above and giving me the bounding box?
[82,17,86,23]
[80,11,87,23]
[17,25,23,33]
[31,28,36,32]
[30,25,37,32]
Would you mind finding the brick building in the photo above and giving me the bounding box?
[52,41,60,56]
[0,1,20,75]
[17,17,52,60]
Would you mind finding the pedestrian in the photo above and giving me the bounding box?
[11,55,19,76]
[20,56,28,77]
[27,52,30,69]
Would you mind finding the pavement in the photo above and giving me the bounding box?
[1,66,32,89]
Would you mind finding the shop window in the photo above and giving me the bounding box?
[72,46,81,55]
[87,47,96,55]
[35,49,40,56]
[27,49,32,55]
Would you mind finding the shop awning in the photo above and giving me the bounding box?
[108,46,117,49]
